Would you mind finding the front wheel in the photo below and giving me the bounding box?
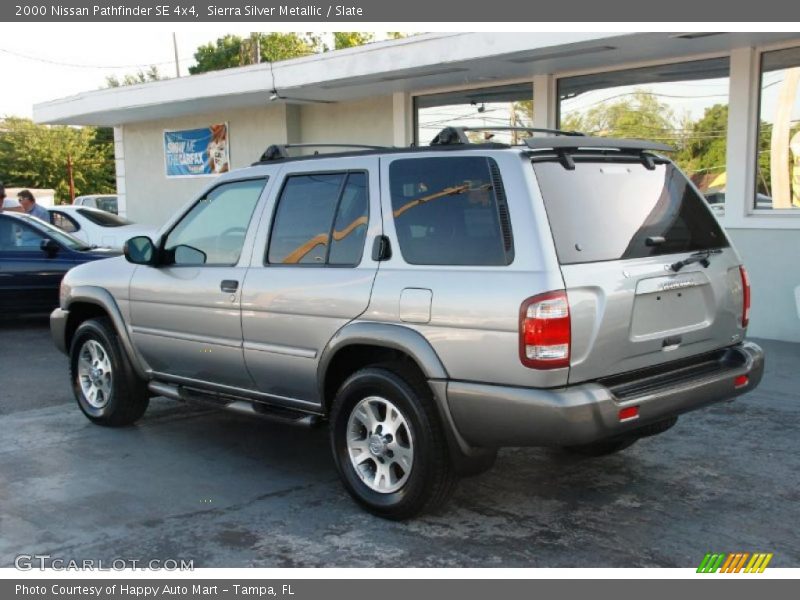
[329,364,457,520]
[69,317,149,426]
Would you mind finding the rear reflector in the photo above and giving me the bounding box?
[519,291,571,369]
[739,265,750,328]
[734,374,749,389]
[619,406,639,421]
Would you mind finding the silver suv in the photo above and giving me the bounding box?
[51,127,764,519]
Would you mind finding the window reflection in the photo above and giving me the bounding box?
[558,59,730,215]
[756,46,800,210]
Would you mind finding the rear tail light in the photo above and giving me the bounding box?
[739,265,750,328]
[520,291,571,369]
[734,374,749,389]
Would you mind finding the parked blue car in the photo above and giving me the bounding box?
[0,213,119,313]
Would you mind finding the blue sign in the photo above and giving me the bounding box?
[164,123,230,177]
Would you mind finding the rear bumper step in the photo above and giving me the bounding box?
[446,341,765,448]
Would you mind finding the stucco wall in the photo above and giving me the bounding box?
[299,95,394,146]
[121,105,288,226]
[121,96,394,227]
[728,228,800,342]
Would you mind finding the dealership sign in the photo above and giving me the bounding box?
[164,123,230,177]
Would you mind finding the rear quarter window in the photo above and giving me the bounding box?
[533,160,728,264]
[389,156,513,266]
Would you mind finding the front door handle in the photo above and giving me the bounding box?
[220,280,239,293]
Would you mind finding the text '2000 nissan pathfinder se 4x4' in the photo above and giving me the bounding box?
[51,126,764,519]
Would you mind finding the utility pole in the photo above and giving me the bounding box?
[172,32,180,78]
[67,154,75,203]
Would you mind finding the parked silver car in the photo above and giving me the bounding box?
[51,127,764,519]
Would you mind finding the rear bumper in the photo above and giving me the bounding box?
[446,341,765,448]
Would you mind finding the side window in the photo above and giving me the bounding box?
[329,173,369,265]
[164,178,266,266]
[389,157,513,266]
[268,172,369,266]
[0,220,46,251]
[51,212,79,233]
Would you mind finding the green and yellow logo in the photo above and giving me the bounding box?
[697,552,773,573]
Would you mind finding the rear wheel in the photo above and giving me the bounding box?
[330,363,457,519]
[70,317,149,426]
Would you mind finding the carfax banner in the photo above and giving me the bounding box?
[164,123,230,177]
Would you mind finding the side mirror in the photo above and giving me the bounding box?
[124,236,157,265]
[40,238,60,256]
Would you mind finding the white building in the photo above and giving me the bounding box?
[34,32,800,342]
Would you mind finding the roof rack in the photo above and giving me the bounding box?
[430,125,583,146]
[524,136,675,170]
[259,143,391,162]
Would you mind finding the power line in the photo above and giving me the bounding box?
[0,47,191,70]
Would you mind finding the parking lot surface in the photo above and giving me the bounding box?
[1,317,798,568]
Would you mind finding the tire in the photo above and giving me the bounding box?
[69,317,149,427]
[561,437,638,457]
[329,362,458,520]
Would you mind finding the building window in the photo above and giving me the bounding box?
[558,58,730,214]
[414,83,533,146]
[756,46,800,211]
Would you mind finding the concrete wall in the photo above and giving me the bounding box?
[121,104,289,226]
[728,228,800,342]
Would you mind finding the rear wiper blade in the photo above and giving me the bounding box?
[671,249,722,272]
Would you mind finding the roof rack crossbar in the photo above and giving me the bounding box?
[430,125,584,146]
[259,143,391,162]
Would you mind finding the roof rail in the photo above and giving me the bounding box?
[258,143,391,162]
[430,125,583,146]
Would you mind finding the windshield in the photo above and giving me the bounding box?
[77,208,130,227]
[20,215,91,251]
[533,160,728,265]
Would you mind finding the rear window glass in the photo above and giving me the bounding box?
[389,157,513,266]
[533,161,728,264]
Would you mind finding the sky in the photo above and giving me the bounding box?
[0,26,390,118]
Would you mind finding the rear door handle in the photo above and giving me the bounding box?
[220,280,239,293]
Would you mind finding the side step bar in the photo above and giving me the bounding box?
[148,381,320,428]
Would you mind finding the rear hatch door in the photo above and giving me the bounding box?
[533,158,746,384]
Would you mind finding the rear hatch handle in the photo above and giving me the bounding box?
[671,249,722,272]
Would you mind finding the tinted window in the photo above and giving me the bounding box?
[533,161,728,265]
[77,209,131,227]
[389,157,512,266]
[268,172,369,266]
[95,197,118,214]
[165,179,266,266]
[329,173,369,265]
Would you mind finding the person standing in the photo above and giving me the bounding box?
[17,189,49,220]
[0,182,23,213]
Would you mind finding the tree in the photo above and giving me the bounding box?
[105,66,163,88]
[333,32,374,49]
[560,90,676,140]
[189,33,320,74]
[0,117,115,203]
[675,103,728,180]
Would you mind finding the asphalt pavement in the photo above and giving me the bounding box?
[1,317,798,567]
